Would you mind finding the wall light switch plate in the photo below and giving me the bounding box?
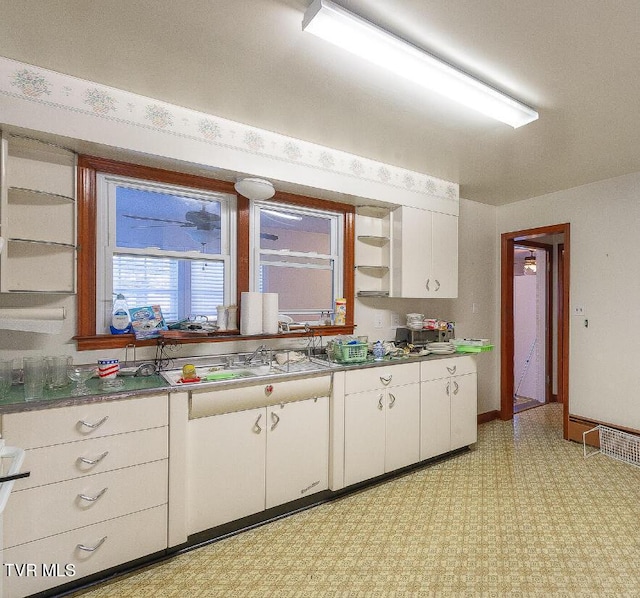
[391,312,400,328]
[374,311,384,329]
[572,305,586,316]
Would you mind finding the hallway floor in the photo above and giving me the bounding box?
[73,404,640,597]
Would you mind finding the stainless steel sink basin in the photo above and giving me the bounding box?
[160,352,334,387]
[160,363,276,386]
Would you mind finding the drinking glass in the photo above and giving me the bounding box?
[0,359,13,399]
[45,355,71,389]
[23,356,46,401]
[67,364,97,396]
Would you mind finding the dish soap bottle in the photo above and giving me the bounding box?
[110,293,132,334]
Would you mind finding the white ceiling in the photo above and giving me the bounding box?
[2,0,640,205]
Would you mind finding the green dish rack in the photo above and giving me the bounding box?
[333,342,369,363]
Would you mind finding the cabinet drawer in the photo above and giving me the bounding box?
[13,426,168,491]
[345,362,419,395]
[5,459,168,548]
[190,375,331,418]
[2,393,168,449]
[3,505,167,598]
[420,356,476,381]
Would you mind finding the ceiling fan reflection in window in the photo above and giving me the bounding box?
[123,205,278,251]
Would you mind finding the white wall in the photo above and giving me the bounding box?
[497,171,640,430]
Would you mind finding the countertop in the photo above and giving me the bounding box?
[0,351,475,415]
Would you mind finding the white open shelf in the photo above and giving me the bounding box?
[1,132,77,293]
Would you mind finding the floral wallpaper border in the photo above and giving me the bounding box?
[0,57,458,202]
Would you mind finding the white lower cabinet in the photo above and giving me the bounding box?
[265,399,329,509]
[420,378,451,459]
[344,383,420,487]
[1,394,169,598]
[450,371,478,450]
[3,506,167,598]
[420,357,477,460]
[187,407,266,533]
[5,459,167,547]
[187,396,329,535]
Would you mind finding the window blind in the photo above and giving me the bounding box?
[113,255,224,322]
[189,261,224,316]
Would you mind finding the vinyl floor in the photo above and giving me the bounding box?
[72,404,640,597]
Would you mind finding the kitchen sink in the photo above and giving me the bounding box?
[159,349,336,387]
[160,363,277,386]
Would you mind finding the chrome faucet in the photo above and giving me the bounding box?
[245,344,268,365]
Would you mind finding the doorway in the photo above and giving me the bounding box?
[500,224,570,439]
[513,242,552,413]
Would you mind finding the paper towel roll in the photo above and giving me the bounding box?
[240,292,263,336]
[262,293,279,335]
[0,308,65,334]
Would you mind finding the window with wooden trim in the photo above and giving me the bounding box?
[75,156,355,350]
[251,200,343,323]
[96,173,234,331]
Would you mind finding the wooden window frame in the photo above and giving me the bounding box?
[75,155,355,350]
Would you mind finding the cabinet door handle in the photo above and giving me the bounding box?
[78,487,108,503]
[446,382,450,396]
[378,395,384,410]
[435,280,441,291]
[453,381,459,395]
[426,279,430,291]
[77,536,107,552]
[388,393,396,409]
[253,413,263,434]
[380,375,392,386]
[446,365,457,375]
[78,451,109,466]
[78,415,109,430]
[270,411,280,431]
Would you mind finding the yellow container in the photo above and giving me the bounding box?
[334,298,346,325]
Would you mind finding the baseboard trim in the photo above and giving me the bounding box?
[478,410,499,424]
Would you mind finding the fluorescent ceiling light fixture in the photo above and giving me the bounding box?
[302,0,538,128]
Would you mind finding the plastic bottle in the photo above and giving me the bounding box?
[373,340,385,361]
[110,293,132,334]
[334,298,347,325]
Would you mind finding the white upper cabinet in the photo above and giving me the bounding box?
[391,205,458,298]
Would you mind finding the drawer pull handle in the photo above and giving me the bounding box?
[435,280,441,291]
[78,415,109,430]
[378,394,384,410]
[78,451,109,466]
[453,381,459,395]
[77,536,107,552]
[253,413,262,434]
[446,365,457,375]
[270,411,280,431]
[388,393,396,409]
[380,375,392,386]
[446,382,450,396]
[78,487,108,503]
